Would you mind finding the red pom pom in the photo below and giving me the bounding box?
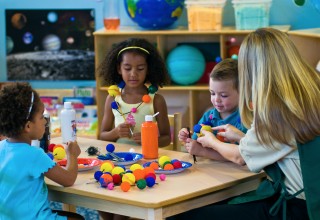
[112,174,122,185]
[48,143,56,152]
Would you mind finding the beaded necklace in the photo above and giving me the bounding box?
[107,81,158,127]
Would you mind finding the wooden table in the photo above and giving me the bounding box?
[46,137,265,220]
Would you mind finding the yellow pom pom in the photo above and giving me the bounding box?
[158,155,171,167]
[111,166,125,175]
[53,147,66,160]
[130,163,143,172]
[100,161,114,173]
[122,173,136,185]
[108,85,120,97]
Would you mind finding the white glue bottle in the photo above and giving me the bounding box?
[60,102,77,144]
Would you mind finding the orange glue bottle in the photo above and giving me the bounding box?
[141,114,158,159]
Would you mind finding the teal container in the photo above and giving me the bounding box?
[232,0,272,30]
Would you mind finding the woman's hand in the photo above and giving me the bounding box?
[212,124,245,143]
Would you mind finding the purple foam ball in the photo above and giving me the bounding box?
[106,144,115,153]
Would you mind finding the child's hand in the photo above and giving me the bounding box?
[178,128,191,142]
[66,141,81,159]
[131,132,141,145]
[116,123,132,138]
[185,139,204,156]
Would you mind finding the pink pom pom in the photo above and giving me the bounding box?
[131,107,137,113]
[107,182,114,190]
[159,174,166,181]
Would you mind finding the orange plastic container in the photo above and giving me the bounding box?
[141,115,158,159]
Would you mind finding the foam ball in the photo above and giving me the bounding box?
[111,101,119,110]
[143,166,155,176]
[149,161,159,170]
[201,125,212,132]
[53,147,66,160]
[53,144,64,151]
[108,85,120,96]
[100,161,114,173]
[48,143,56,152]
[47,153,54,160]
[130,163,143,172]
[131,107,137,113]
[118,81,125,89]
[148,85,158,94]
[133,169,145,181]
[172,160,183,169]
[145,173,156,180]
[193,124,202,133]
[158,156,171,167]
[166,45,206,85]
[106,143,115,153]
[94,171,103,181]
[122,173,136,185]
[112,174,122,185]
[99,173,113,187]
[107,182,114,190]
[120,181,131,192]
[159,174,166,181]
[164,163,174,170]
[136,179,147,190]
[146,177,156,188]
[142,95,151,103]
[112,166,125,175]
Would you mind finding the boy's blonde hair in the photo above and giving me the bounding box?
[210,58,238,91]
[238,28,320,147]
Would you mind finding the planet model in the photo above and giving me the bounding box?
[124,0,185,29]
[11,13,27,29]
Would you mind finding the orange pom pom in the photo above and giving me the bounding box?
[133,169,145,181]
[121,181,131,192]
[142,94,151,103]
[143,166,155,175]
[53,144,64,151]
[164,163,174,170]
[149,161,159,170]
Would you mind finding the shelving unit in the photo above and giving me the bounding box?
[93,25,292,135]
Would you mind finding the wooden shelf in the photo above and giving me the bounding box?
[94,25,300,135]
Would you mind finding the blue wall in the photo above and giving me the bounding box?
[1,0,319,88]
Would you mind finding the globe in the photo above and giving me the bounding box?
[124,0,185,29]
[166,45,206,85]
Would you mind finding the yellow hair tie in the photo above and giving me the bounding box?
[117,46,150,58]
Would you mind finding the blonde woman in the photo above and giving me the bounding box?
[171,28,320,219]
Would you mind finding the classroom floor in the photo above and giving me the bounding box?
[50,201,100,219]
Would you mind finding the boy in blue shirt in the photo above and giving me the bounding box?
[179,58,247,159]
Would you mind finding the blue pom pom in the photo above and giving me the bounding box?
[111,101,119,110]
[146,177,156,187]
[99,177,108,187]
[94,171,103,181]
[106,144,115,153]
[124,153,133,161]
[47,153,54,160]
[215,56,222,63]
[202,121,211,126]
[118,81,126,89]
[148,85,158,94]
[193,124,202,133]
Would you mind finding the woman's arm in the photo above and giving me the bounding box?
[197,130,246,166]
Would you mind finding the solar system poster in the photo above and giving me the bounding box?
[5,9,95,81]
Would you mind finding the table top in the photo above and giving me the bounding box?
[46,137,265,209]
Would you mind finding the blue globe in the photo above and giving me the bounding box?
[124,0,185,29]
[166,45,206,85]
